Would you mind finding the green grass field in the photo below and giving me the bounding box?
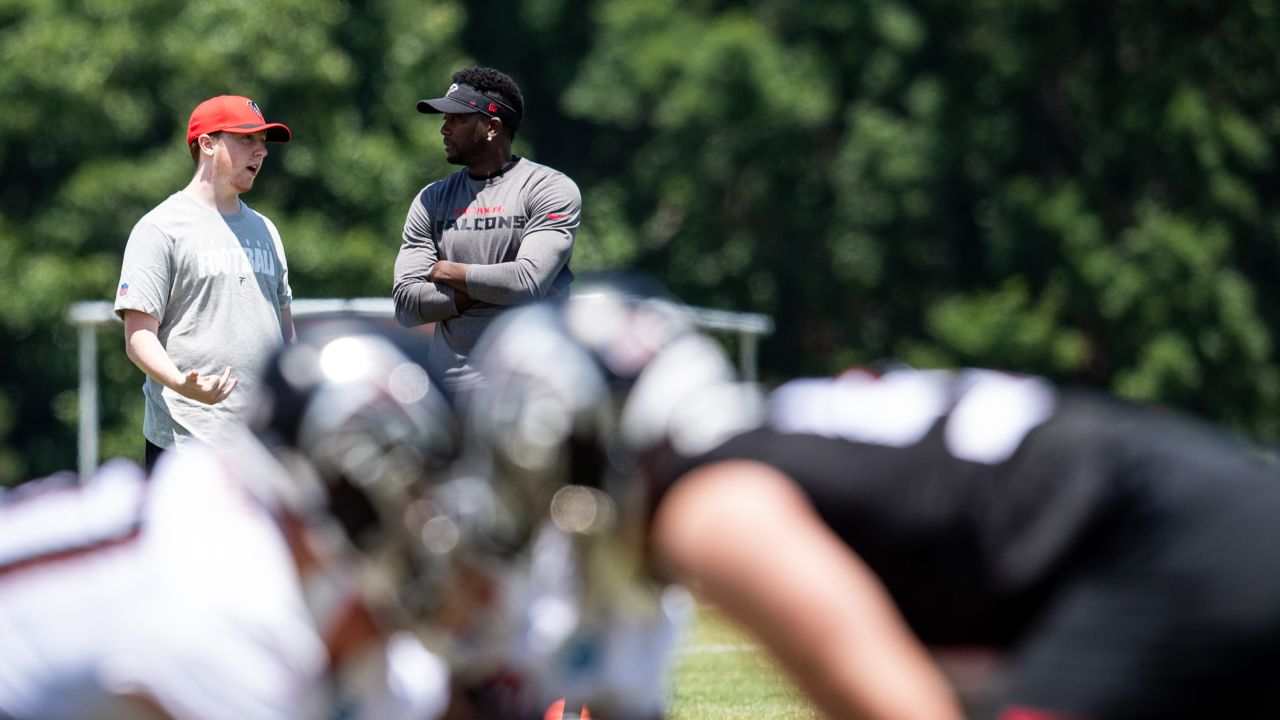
[668,605,819,719]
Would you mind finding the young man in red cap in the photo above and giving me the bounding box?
[113,95,296,472]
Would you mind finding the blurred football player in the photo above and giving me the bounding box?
[423,273,761,719]
[454,273,1280,720]
[651,371,1280,719]
[0,321,463,720]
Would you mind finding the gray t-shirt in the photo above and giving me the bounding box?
[113,192,292,449]
[392,157,580,396]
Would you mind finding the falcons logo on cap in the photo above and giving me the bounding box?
[246,99,264,121]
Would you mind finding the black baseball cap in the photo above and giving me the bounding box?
[417,83,521,132]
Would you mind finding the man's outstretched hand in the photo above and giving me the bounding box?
[176,366,238,405]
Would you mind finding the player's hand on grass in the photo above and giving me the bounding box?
[176,366,238,405]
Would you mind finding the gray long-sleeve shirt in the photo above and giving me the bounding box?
[393,157,580,395]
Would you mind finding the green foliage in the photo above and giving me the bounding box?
[5,0,1280,482]
[0,0,467,482]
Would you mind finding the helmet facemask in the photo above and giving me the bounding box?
[252,325,462,633]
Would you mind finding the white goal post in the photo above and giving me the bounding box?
[66,298,774,478]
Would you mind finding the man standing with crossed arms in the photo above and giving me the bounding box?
[393,66,581,400]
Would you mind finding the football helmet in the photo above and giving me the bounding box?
[461,271,764,565]
[443,274,749,717]
[250,320,461,624]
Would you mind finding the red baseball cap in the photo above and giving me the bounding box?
[186,95,291,145]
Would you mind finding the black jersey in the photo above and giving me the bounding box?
[661,368,1280,650]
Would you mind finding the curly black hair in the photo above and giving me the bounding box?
[452,66,525,127]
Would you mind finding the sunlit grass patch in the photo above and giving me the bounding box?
[669,604,819,720]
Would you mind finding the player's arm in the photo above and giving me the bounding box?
[394,190,469,325]
[122,310,237,405]
[423,260,478,312]
[650,459,965,720]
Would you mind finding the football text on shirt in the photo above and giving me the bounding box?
[197,245,279,280]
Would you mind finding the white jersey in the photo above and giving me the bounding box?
[0,443,451,720]
[0,449,324,719]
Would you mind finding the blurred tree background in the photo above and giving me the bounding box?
[2,0,1280,483]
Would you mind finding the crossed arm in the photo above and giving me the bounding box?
[395,230,572,325]
[393,177,579,326]
[425,260,477,312]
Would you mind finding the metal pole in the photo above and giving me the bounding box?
[78,322,98,478]
[68,301,115,479]
[739,331,760,384]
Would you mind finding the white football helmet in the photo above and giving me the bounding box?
[461,271,764,571]
[250,320,462,625]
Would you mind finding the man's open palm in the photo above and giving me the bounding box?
[178,366,238,405]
